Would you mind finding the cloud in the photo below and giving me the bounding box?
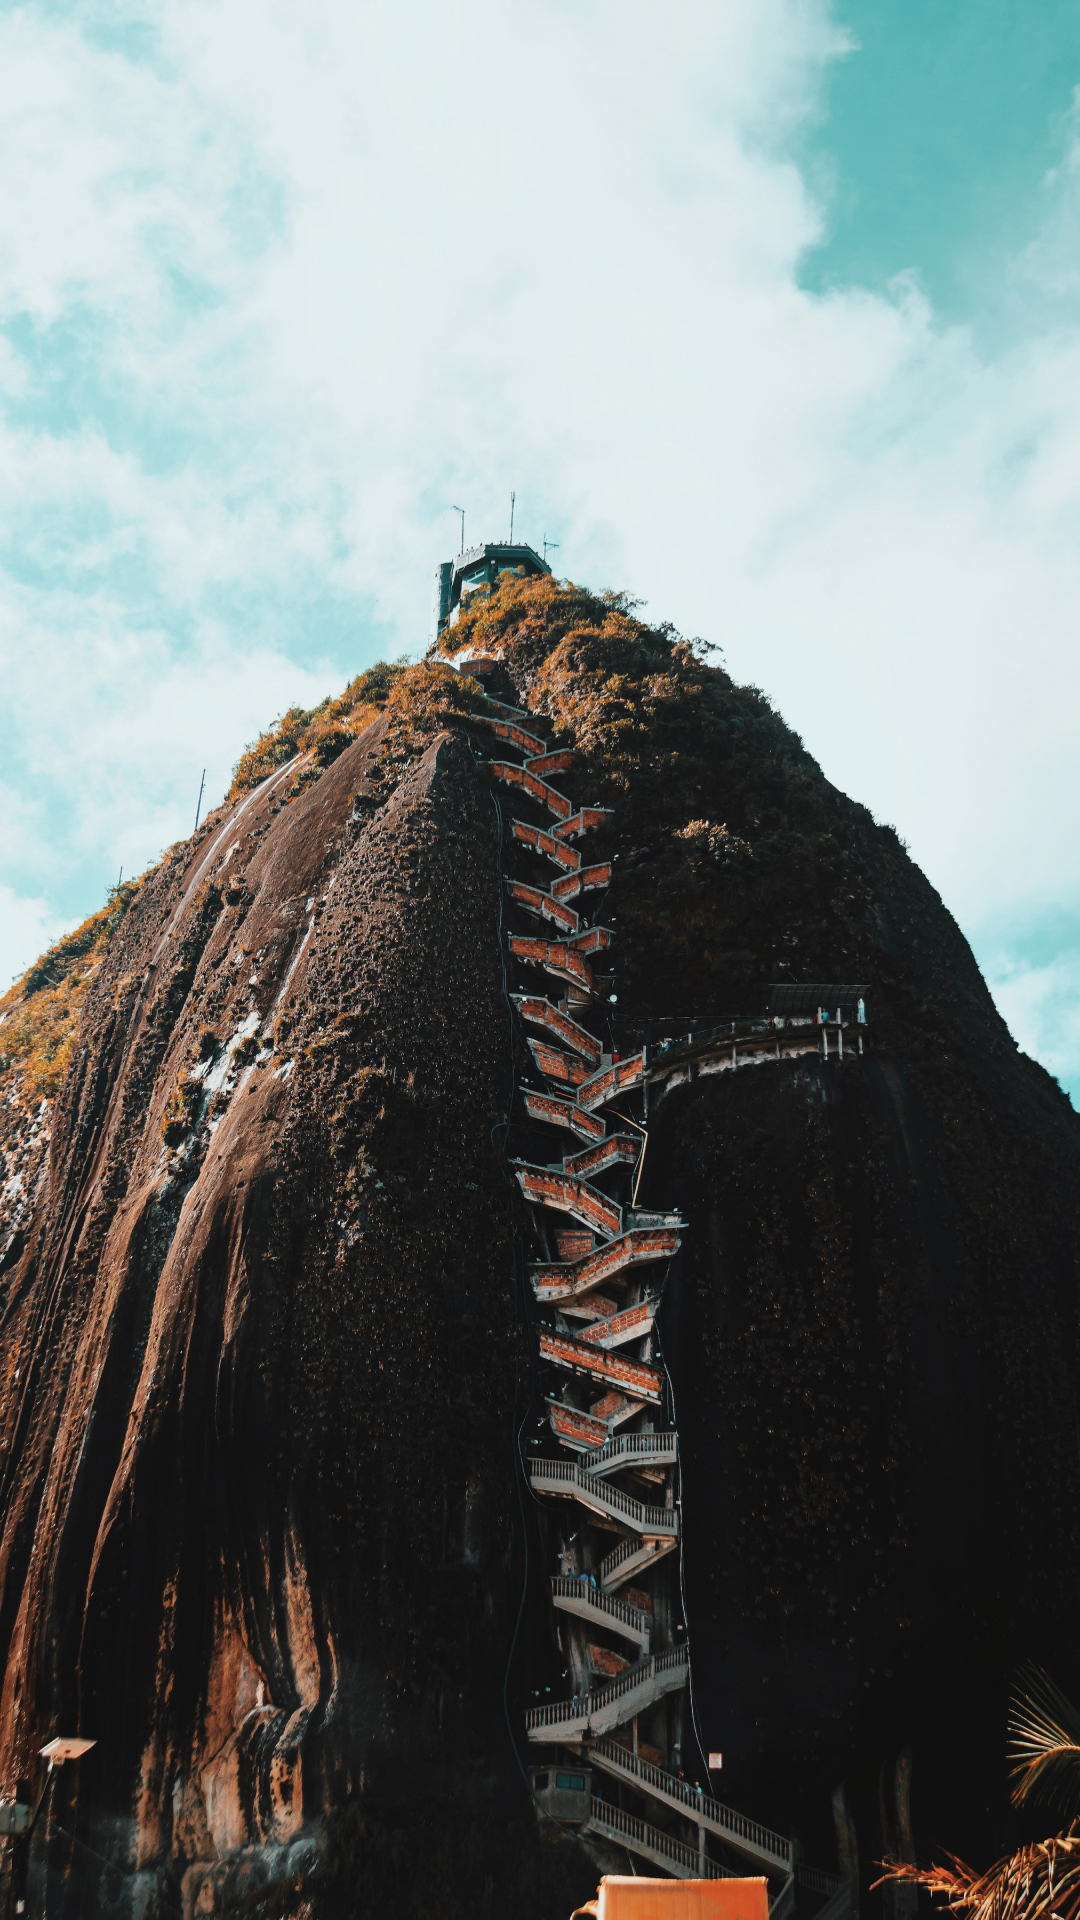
[0,0,1077,1105]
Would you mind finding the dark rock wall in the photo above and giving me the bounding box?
[0,722,582,1917]
[1,580,1077,1914]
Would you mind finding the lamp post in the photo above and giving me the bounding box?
[1,1738,95,1915]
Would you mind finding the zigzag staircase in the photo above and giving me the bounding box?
[453,659,859,1908]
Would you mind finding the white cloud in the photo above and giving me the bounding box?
[0,883,72,991]
[984,950,1080,1103]
[0,0,1078,1102]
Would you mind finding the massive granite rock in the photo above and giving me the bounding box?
[0,576,1077,1915]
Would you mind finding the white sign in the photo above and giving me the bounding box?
[708,1752,723,1770]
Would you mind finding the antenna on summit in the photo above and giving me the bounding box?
[451,505,465,553]
[509,491,515,543]
[543,535,559,564]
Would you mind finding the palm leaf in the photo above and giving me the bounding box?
[878,1831,1080,1920]
[1009,1668,1080,1816]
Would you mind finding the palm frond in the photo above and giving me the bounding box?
[877,1831,1080,1920]
[1010,1668,1080,1816]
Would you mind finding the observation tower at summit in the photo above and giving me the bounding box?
[431,540,551,644]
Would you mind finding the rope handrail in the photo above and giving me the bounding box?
[528,1457,677,1532]
[551,1575,650,1637]
[589,1735,792,1863]
[585,1798,730,1879]
[524,1647,687,1729]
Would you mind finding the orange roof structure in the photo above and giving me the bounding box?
[573,1877,770,1920]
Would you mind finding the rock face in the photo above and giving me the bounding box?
[0,576,1078,1916]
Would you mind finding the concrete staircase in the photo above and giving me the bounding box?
[462,677,859,1889]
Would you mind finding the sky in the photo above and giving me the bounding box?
[1,0,1078,1104]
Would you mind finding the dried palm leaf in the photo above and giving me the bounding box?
[1010,1668,1080,1816]
[877,1831,1080,1920]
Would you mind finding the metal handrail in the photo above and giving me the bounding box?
[589,1736,792,1865]
[585,1431,678,1472]
[585,1798,730,1880]
[551,1576,650,1639]
[814,1878,855,1920]
[525,1648,687,1730]
[528,1457,677,1533]
[798,1867,845,1895]
[596,1533,665,1583]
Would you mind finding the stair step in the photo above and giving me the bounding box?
[464,711,547,758]
[550,862,612,902]
[583,1799,731,1881]
[550,1575,651,1650]
[522,1089,605,1143]
[513,1165,622,1237]
[597,1532,679,1591]
[574,1298,657,1351]
[529,1456,676,1532]
[487,759,573,820]
[511,818,581,873]
[508,933,594,993]
[552,807,613,839]
[511,995,602,1063]
[587,1735,793,1873]
[538,1332,663,1403]
[526,1037,590,1087]
[584,1432,679,1477]
[530,1225,683,1303]
[564,1134,639,1179]
[507,878,579,934]
[525,1647,687,1742]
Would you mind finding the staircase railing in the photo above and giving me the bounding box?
[585,1430,678,1473]
[524,1647,687,1732]
[551,1576,651,1642]
[528,1457,678,1534]
[588,1735,791,1868]
[584,1798,730,1881]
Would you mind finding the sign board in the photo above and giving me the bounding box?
[708,1752,723,1770]
[39,1738,96,1765]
